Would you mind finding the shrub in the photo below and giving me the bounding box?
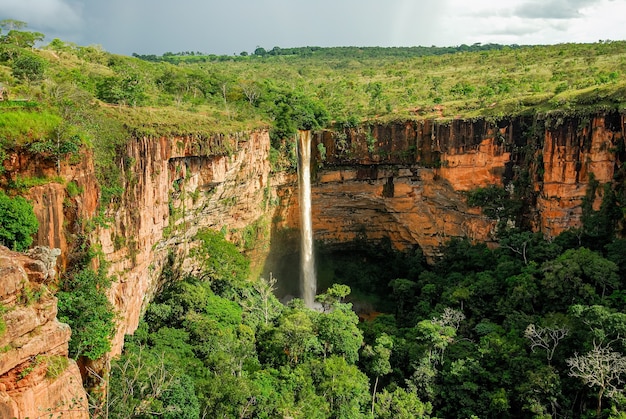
[11,53,46,82]
[43,355,69,379]
[57,267,116,360]
[0,190,39,251]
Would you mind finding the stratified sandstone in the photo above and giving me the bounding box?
[96,132,271,354]
[282,115,623,255]
[0,246,88,419]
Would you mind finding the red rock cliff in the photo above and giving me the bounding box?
[94,132,271,354]
[272,114,624,257]
[6,113,624,374]
[0,246,88,419]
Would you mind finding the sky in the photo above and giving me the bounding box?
[1,0,626,56]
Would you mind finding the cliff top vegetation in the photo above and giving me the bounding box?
[0,21,625,141]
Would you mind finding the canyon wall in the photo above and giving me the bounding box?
[89,132,271,354]
[272,113,624,257]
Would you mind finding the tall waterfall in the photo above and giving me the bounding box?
[297,130,316,307]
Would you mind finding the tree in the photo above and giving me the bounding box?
[239,80,261,105]
[566,342,626,418]
[108,345,200,419]
[415,309,463,365]
[28,123,82,174]
[541,248,620,309]
[374,387,432,419]
[0,20,44,61]
[524,323,569,364]
[0,191,39,251]
[0,20,43,48]
[310,356,370,418]
[57,268,116,360]
[272,309,321,366]
[363,333,393,415]
[241,274,282,327]
[11,53,46,82]
[315,283,351,311]
[315,302,363,363]
[96,73,146,106]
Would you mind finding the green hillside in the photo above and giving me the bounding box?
[1,22,625,143]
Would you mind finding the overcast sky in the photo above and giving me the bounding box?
[1,0,625,56]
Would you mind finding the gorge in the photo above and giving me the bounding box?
[1,108,625,416]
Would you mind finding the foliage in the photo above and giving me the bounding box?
[0,190,39,251]
[191,229,250,298]
[57,267,116,360]
[0,111,62,145]
[108,342,200,419]
[110,218,626,418]
[42,355,69,379]
[11,52,46,82]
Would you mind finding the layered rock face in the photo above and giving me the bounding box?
[95,132,271,354]
[273,114,624,257]
[0,246,88,419]
[4,131,272,358]
[6,112,624,362]
[537,113,624,236]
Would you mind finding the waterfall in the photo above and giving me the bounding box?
[297,130,316,307]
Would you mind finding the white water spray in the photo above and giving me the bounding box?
[298,130,316,307]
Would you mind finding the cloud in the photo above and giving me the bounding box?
[1,0,624,55]
[513,0,602,19]
[0,0,82,30]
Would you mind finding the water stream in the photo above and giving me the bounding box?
[297,130,316,307]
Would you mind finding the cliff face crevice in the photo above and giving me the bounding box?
[0,246,88,419]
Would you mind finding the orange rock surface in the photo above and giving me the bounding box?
[0,246,88,419]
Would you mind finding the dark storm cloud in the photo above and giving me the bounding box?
[1,0,623,55]
[0,0,82,32]
[0,0,447,55]
[513,0,602,19]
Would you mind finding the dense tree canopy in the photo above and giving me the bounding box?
[0,190,38,251]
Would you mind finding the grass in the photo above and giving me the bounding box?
[1,37,625,169]
[0,110,61,145]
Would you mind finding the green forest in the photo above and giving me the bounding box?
[102,210,626,418]
[2,19,626,418]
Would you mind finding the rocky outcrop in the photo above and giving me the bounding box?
[0,246,88,419]
[536,113,624,236]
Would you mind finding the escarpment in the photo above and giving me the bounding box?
[90,132,272,354]
[271,113,624,257]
